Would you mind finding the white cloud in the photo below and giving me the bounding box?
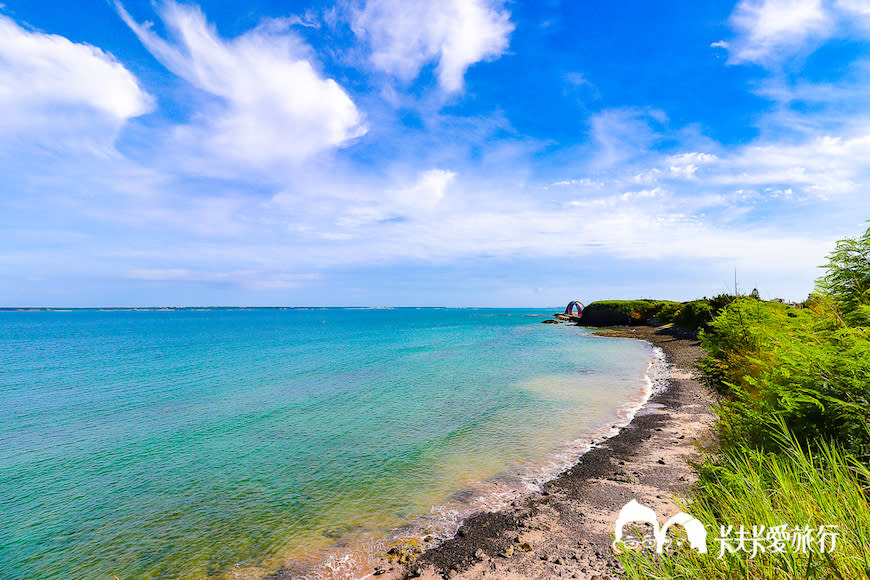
[115,1,366,166]
[835,0,870,34]
[333,168,456,228]
[0,15,152,145]
[550,178,602,188]
[351,0,513,92]
[727,0,832,64]
[393,169,456,209]
[711,40,730,48]
[666,152,719,179]
[836,0,870,16]
[726,0,870,65]
[611,129,870,200]
[715,133,870,196]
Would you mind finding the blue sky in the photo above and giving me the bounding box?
[2,0,870,307]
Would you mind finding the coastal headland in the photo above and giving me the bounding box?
[364,326,715,580]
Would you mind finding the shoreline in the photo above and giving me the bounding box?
[268,326,664,580]
[386,325,715,580]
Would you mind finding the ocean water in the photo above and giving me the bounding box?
[0,308,657,579]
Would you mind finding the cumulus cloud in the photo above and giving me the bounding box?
[726,0,870,64]
[0,15,152,146]
[114,1,366,166]
[351,0,513,92]
[727,0,832,64]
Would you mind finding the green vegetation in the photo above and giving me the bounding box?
[616,224,870,579]
[581,299,680,325]
[818,225,870,326]
[700,297,870,458]
[580,295,733,329]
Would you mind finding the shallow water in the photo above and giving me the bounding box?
[0,308,654,579]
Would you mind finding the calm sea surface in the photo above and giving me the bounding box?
[0,308,655,579]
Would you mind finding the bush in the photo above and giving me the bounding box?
[579,300,681,326]
[675,300,714,329]
[699,298,870,458]
[580,297,734,330]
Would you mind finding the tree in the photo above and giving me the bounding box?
[818,224,870,325]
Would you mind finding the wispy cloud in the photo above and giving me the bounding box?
[114,1,366,167]
[127,269,322,289]
[351,0,513,93]
[589,108,668,168]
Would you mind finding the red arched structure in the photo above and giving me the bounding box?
[565,301,584,316]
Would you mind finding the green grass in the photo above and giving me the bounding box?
[618,427,870,579]
[618,428,870,580]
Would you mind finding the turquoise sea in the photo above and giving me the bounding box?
[0,308,657,579]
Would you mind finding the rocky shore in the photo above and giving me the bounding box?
[375,325,715,580]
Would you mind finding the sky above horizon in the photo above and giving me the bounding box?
[2,0,870,307]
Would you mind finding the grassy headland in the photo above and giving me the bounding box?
[578,296,732,329]
[615,225,870,579]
